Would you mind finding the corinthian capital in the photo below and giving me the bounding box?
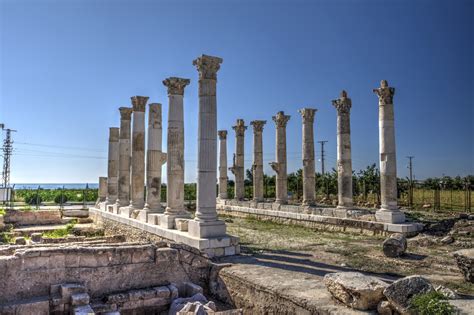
[163,77,190,96]
[250,120,267,133]
[269,162,280,174]
[332,90,352,114]
[131,96,149,112]
[119,107,133,120]
[272,111,291,128]
[232,119,247,136]
[218,130,228,140]
[373,80,395,105]
[298,108,317,122]
[193,54,223,80]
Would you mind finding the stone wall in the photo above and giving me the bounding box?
[3,209,63,226]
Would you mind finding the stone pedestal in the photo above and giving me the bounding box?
[218,130,228,199]
[230,119,247,201]
[160,77,190,229]
[137,104,167,222]
[188,54,227,238]
[298,108,317,206]
[250,120,266,202]
[116,107,133,208]
[270,111,290,204]
[373,80,405,223]
[129,96,148,211]
[105,127,119,206]
[332,91,353,210]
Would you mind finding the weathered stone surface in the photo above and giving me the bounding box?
[454,249,474,283]
[323,272,388,310]
[71,292,90,306]
[31,233,42,243]
[435,285,459,299]
[218,130,228,199]
[383,275,434,314]
[377,300,395,315]
[382,233,407,257]
[230,119,247,201]
[441,235,454,245]
[4,209,62,226]
[169,293,208,315]
[15,237,26,245]
[298,108,316,206]
[250,120,266,202]
[270,111,290,204]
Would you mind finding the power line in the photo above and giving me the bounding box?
[317,140,328,175]
[1,125,17,187]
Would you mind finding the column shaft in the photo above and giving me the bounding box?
[98,176,107,202]
[117,107,132,207]
[299,109,317,205]
[332,92,353,209]
[231,120,247,201]
[218,130,228,199]
[106,127,119,205]
[270,111,290,204]
[250,120,266,202]
[145,103,166,212]
[129,96,148,210]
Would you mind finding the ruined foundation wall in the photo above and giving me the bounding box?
[3,209,63,226]
[0,244,190,304]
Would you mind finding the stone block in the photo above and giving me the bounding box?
[147,213,160,225]
[209,237,231,248]
[188,220,226,238]
[71,293,90,306]
[156,248,179,265]
[60,283,86,301]
[136,210,149,222]
[175,219,190,231]
[214,247,225,257]
[184,282,203,297]
[154,286,171,299]
[31,233,43,243]
[224,246,236,256]
[168,284,179,300]
[132,247,155,263]
[73,304,94,315]
[15,237,26,245]
[375,210,405,224]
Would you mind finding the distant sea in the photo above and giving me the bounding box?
[12,183,99,189]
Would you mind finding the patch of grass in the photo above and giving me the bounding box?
[0,232,14,244]
[443,281,474,295]
[42,219,77,239]
[410,291,455,315]
[21,205,34,211]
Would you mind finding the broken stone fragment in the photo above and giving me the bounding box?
[435,285,459,299]
[453,248,474,283]
[440,235,454,245]
[15,237,26,245]
[382,233,407,258]
[31,232,42,243]
[377,300,395,315]
[383,275,434,314]
[323,272,388,310]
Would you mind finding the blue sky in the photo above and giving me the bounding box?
[1,0,473,184]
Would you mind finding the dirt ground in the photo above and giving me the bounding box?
[221,214,474,295]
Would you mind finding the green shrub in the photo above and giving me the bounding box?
[24,194,42,205]
[0,208,5,216]
[54,194,68,204]
[0,232,14,244]
[410,291,455,315]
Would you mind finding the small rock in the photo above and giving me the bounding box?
[435,285,459,299]
[169,293,208,315]
[31,233,42,243]
[422,204,431,209]
[324,272,388,310]
[383,233,407,258]
[468,215,474,221]
[15,237,26,245]
[453,249,474,283]
[383,275,434,314]
[440,235,454,245]
[377,300,394,315]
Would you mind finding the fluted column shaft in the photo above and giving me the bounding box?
[374,80,405,223]
[299,109,317,205]
[251,120,266,202]
[332,92,353,208]
[116,107,132,207]
[145,103,167,212]
[270,111,290,204]
[129,96,148,210]
[106,127,119,205]
[163,78,190,217]
[218,130,228,199]
[231,119,247,201]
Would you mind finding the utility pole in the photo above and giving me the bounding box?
[318,140,328,175]
[1,124,17,188]
[406,156,414,208]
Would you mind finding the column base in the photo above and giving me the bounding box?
[375,209,406,224]
[334,207,350,218]
[157,212,191,229]
[274,199,288,205]
[188,219,227,238]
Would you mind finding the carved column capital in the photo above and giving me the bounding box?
[232,119,247,136]
[218,130,228,140]
[269,162,280,174]
[119,107,133,120]
[373,80,395,105]
[272,111,291,128]
[193,54,223,80]
[298,108,317,122]
[131,96,149,112]
[250,120,267,133]
[163,77,190,95]
[332,90,352,113]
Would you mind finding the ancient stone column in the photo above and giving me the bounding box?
[250,120,266,202]
[373,80,405,223]
[129,96,148,210]
[144,103,167,214]
[218,130,228,199]
[189,54,227,238]
[332,91,353,210]
[230,119,247,201]
[270,111,291,204]
[105,127,119,206]
[160,77,190,228]
[116,107,133,208]
[97,176,107,207]
[298,108,317,206]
